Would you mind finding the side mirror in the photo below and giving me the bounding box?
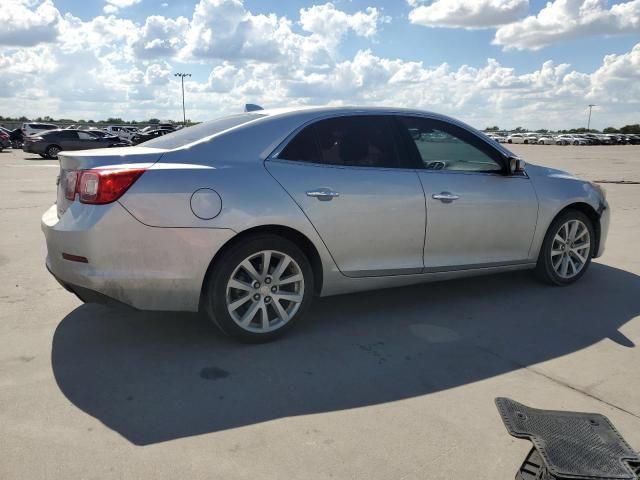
[508,156,526,174]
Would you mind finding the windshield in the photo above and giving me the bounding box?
[141,113,265,149]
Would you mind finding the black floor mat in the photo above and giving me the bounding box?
[496,397,639,480]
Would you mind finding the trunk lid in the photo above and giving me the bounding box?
[56,146,165,217]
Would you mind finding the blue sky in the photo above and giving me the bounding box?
[2,0,639,129]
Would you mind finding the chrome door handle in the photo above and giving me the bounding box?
[306,188,340,201]
[432,192,460,203]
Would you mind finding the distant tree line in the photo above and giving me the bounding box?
[0,115,196,126]
[485,124,640,134]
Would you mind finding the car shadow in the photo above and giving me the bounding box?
[51,263,638,445]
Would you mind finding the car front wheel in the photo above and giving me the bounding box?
[204,235,314,342]
[535,210,595,285]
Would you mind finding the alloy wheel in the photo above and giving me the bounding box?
[225,250,305,333]
[550,219,591,279]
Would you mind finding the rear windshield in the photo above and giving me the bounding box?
[30,124,57,129]
[141,113,265,149]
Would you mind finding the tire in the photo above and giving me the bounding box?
[45,145,61,159]
[508,139,512,144]
[524,140,528,144]
[535,209,595,286]
[204,234,314,342]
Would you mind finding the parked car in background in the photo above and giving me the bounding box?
[524,133,539,144]
[556,135,587,146]
[42,106,610,342]
[627,135,640,145]
[0,127,12,148]
[105,125,139,142]
[507,133,526,144]
[23,129,128,159]
[22,122,58,137]
[537,136,555,145]
[130,128,172,145]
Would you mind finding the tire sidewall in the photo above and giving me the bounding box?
[46,145,61,159]
[537,210,595,285]
[206,235,314,342]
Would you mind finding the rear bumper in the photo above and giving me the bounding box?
[42,202,235,311]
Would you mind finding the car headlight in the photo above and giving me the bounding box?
[590,181,607,200]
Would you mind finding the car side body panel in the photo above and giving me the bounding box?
[42,106,610,312]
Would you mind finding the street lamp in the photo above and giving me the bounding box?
[174,72,191,126]
[587,104,596,131]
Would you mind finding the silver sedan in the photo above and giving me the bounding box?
[42,107,610,342]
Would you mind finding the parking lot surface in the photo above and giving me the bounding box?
[1,145,639,479]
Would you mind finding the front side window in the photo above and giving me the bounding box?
[78,132,95,140]
[399,117,503,173]
[279,116,400,168]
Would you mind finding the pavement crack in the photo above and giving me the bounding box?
[473,343,640,421]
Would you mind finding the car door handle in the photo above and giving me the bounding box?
[306,188,340,201]
[432,192,460,203]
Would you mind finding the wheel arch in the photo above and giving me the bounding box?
[198,224,324,311]
[549,202,601,257]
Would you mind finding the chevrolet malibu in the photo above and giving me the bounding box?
[42,107,609,342]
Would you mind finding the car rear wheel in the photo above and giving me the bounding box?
[205,235,314,342]
[45,145,61,159]
[535,210,595,286]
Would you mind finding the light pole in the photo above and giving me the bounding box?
[587,104,596,131]
[174,72,191,125]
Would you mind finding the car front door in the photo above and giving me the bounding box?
[397,116,539,270]
[266,115,426,277]
[54,130,82,150]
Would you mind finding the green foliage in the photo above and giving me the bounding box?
[485,126,500,131]
[620,124,640,134]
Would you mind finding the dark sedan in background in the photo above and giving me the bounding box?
[22,129,128,159]
[130,128,173,145]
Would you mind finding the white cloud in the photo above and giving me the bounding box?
[103,0,142,14]
[494,0,640,50]
[408,0,529,29]
[1,0,638,129]
[180,0,388,62]
[299,3,388,39]
[0,0,62,46]
[131,15,189,58]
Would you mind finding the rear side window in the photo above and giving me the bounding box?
[32,124,57,130]
[279,125,320,162]
[279,116,400,168]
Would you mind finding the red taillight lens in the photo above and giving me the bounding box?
[77,168,145,204]
[63,168,145,204]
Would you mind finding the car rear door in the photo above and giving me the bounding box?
[266,115,426,277]
[396,116,538,270]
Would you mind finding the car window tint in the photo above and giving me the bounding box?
[78,132,94,140]
[399,117,502,173]
[312,116,399,168]
[279,125,321,162]
[55,131,79,139]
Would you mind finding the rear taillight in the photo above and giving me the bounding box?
[64,171,78,200]
[64,168,145,204]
